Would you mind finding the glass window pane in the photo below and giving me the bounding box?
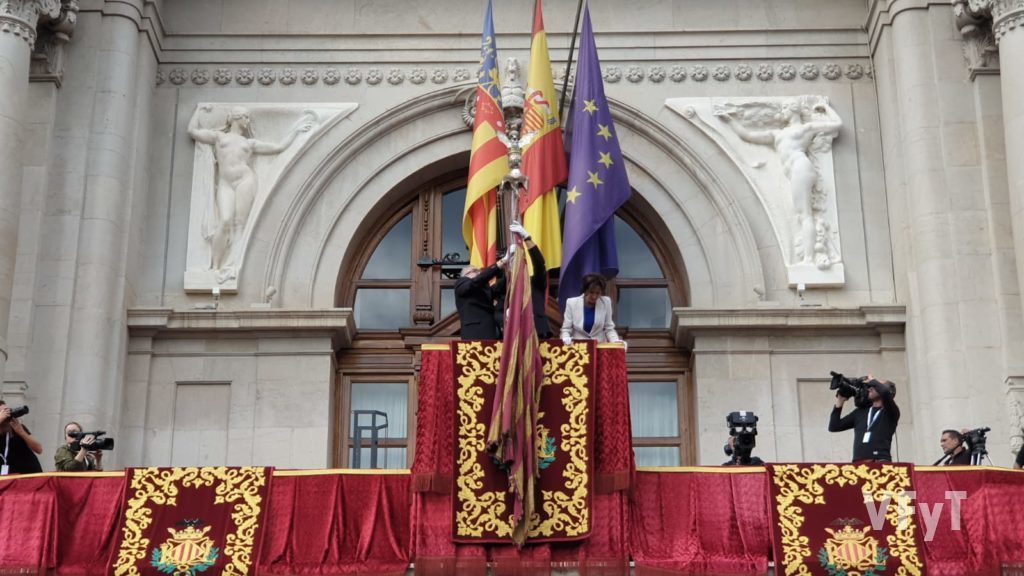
[350,447,407,469]
[615,216,663,279]
[442,188,470,261]
[633,446,680,467]
[617,287,671,328]
[440,287,455,319]
[355,289,409,329]
[362,213,412,279]
[629,381,679,437]
[350,382,408,439]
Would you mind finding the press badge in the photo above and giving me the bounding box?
[862,432,872,444]
[0,465,9,476]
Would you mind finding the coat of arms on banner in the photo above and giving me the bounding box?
[150,520,220,576]
[819,523,888,576]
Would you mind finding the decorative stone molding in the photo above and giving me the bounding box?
[952,0,1005,76]
[126,308,357,349]
[183,103,358,293]
[668,95,846,288]
[155,62,874,89]
[1007,376,1024,454]
[28,0,76,85]
[0,0,61,47]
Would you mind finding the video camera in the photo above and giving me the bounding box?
[963,427,990,455]
[69,430,115,452]
[726,411,758,465]
[829,372,877,408]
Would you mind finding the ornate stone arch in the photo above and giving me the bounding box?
[241,86,775,310]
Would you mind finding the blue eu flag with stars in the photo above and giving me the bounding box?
[558,3,631,310]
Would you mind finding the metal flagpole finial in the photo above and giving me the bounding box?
[496,57,530,232]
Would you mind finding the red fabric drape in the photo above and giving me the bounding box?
[411,346,454,494]
[631,470,770,576]
[53,475,125,575]
[259,472,411,576]
[914,467,1024,576]
[593,346,634,494]
[0,476,58,574]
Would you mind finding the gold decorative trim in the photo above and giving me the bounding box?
[771,464,924,576]
[112,467,268,576]
[453,340,592,539]
[421,343,451,351]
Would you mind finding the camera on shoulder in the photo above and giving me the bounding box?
[726,411,759,465]
[69,430,115,451]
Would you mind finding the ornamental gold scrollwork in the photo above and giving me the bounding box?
[111,466,269,576]
[770,464,923,576]
[453,341,592,539]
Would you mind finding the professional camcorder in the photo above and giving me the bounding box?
[4,405,29,419]
[726,411,758,465]
[964,426,990,459]
[69,430,115,451]
[829,372,885,408]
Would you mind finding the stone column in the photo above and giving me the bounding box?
[0,0,61,386]
[957,0,1024,331]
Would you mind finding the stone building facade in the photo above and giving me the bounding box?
[1,0,1022,470]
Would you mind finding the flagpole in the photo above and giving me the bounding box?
[558,0,586,122]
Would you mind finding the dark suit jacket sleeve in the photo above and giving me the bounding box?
[454,264,502,297]
[528,245,546,292]
[829,406,856,432]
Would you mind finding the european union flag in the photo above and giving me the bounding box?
[558,4,631,310]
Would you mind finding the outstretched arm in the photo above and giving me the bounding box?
[187,105,219,145]
[718,115,774,146]
[253,113,315,155]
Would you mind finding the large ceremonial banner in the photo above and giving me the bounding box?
[767,463,926,576]
[452,340,595,543]
[109,467,272,576]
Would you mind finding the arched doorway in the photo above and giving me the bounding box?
[332,167,694,468]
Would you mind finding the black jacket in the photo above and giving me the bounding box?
[0,429,42,475]
[527,245,551,338]
[455,263,505,339]
[829,383,900,462]
[943,448,972,466]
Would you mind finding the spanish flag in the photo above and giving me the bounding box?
[520,0,567,269]
[463,0,509,269]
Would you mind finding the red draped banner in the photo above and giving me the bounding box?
[767,463,926,576]
[452,339,596,544]
[109,467,272,576]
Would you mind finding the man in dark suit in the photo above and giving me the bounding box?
[508,222,552,339]
[937,429,972,466]
[828,378,900,462]
[455,256,508,340]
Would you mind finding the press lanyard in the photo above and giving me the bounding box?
[866,407,881,430]
[0,431,9,470]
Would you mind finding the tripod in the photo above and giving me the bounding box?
[969,438,993,466]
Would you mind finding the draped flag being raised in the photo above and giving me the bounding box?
[521,0,567,269]
[558,4,631,310]
[463,0,508,269]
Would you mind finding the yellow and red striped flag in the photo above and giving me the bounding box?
[463,0,509,269]
[520,0,567,270]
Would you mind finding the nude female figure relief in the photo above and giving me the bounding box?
[188,105,316,283]
[715,96,843,269]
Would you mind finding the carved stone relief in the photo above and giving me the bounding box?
[183,103,358,293]
[667,95,845,288]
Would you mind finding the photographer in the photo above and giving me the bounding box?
[1015,449,1023,470]
[0,400,43,475]
[828,376,900,462]
[722,435,764,466]
[54,421,103,471]
[936,429,971,466]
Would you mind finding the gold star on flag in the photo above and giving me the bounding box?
[598,151,614,168]
[587,170,604,188]
[597,124,612,141]
[583,99,598,114]
[566,186,582,204]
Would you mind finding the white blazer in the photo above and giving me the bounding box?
[560,295,621,343]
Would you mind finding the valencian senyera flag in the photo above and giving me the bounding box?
[486,237,543,548]
[521,0,567,270]
[558,3,631,310]
[463,0,508,269]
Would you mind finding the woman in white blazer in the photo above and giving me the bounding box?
[560,274,622,344]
